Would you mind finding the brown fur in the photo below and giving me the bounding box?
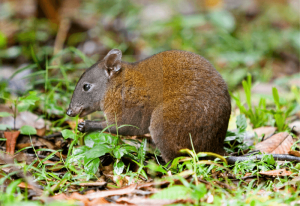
[99,50,231,162]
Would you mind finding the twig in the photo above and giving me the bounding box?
[42,132,62,139]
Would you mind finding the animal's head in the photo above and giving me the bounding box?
[66,49,122,117]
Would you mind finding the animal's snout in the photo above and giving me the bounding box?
[66,108,73,117]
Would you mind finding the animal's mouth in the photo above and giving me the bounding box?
[79,108,93,118]
[67,105,95,118]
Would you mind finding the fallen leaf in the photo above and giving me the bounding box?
[52,193,68,200]
[259,168,292,177]
[117,197,179,206]
[70,192,89,206]
[4,130,20,155]
[253,127,276,139]
[288,150,300,157]
[85,184,137,200]
[274,176,300,191]
[18,182,35,189]
[66,119,84,130]
[137,180,171,189]
[36,127,46,137]
[255,132,294,154]
[89,197,109,205]
[79,180,107,187]
[13,152,35,164]
[0,109,45,130]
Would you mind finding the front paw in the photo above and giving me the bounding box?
[78,121,86,132]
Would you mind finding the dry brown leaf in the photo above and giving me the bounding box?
[55,152,67,159]
[274,176,300,191]
[16,137,55,150]
[41,160,64,171]
[36,127,46,137]
[89,197,110,205]
[79,180,107,187]
[16,143,31,150]
[255,132,294,154]
[38,138,55,149]
[244,173,252,177]
[18,182,35,190]
[85,183,137,200]
[259,168,292,177]
[52,193,68,200]
[66,119,84,130]
[70,192,90,206]
[0,173,11,186]
[136,180,175,190]
[13,152,35,164]
[117,197,179,206]
[0,110,45,130]
[288,150,300,157]
[253,127,276,139]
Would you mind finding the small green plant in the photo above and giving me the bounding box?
[266,87,296,131]
[225,114,251,154]
[0,91,39,131]
[231,74,270,128]
[151,176,207,203]
[232,154,277,177]
[67,130,138,178]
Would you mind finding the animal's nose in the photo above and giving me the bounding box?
[66,109,72,116]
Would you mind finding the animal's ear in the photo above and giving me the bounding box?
[103,49,122,78]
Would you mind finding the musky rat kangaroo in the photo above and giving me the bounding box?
[67,49,231,162]
[66,49,300,163]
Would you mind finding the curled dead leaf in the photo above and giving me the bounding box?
[85,184,137,200]
[255,132,294,154]
[253,126,276,139]
[259,168,292,177]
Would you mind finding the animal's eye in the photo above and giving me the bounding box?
[83,84,91,91]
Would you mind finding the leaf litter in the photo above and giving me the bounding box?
[1,111,300,205]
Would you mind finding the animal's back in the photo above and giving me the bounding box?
[106,50,231,161]
[133,50,231,161]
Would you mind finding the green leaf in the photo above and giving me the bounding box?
[20,125,37,135]
[209,10,235,32]
[85,157,100,174]
[72,146,90,156]
[121,145,137,153]
[151,185,191,200]
[138,138,147,163]
[0,31,7,48]
[191,183,207,200]
[146,161,167,174]
[84,145,111,160]
[113,146,123,159]
[6,179,22,195]
[0,112,12,117]
[113,160,125,175]
[84,132,113,147]
[272,87,280,109]
[17,91,39,112]
[17,102,31,112]
[0,124,11,130]
[85,132,115,147]
[19,91,39,103]
[61,129,75,139]
[236,114,247,132]
[262,154,275,165]
[84,132,98,147]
